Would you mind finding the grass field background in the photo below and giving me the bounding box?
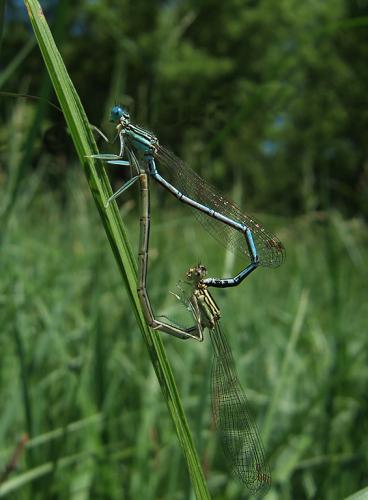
[1,139,367,498]
[1,0,368,497]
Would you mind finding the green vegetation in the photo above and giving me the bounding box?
[1,159,367,499]
[1,0,367,498]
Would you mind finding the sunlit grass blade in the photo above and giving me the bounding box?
[0,75,53,234]
[0,452,90,497]
[262,289,309,446]
[344,485,368,500]
[22,0,210,498]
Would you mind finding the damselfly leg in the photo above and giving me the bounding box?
[137,172,202,341]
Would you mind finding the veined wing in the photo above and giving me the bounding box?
[156,146,284,267]
[209,323,271,493]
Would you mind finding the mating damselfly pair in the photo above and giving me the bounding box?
[90,105,284,493]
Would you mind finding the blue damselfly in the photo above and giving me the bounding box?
[91,105,285,289]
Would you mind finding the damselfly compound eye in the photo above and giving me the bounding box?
[109,105,130,123]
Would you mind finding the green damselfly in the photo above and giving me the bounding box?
[175,264,271,494]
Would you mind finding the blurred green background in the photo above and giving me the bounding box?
[1,0,368,498]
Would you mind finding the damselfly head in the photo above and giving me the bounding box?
[109,105,130,125]
[186,264,207,283]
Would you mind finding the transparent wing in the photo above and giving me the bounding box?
[156,281,201,333]
[209,324,271,494]
[156,146,285,267]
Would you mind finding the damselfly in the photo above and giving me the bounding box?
[173,264,271,494]
[90,105,285,289]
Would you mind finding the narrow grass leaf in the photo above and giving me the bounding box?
[263,289,309,446]
[344,486,368,500]
[0,0,5,55]
[0,38,36,89]
[22,1,210,498]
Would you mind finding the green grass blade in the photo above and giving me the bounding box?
[0,0,5,56]
[22,1,210,498]
[0,38,36,89]
[263,289,309,446]
[0,452,91,497]
[344,486,368,500]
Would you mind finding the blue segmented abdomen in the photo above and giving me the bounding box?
[155,145,285,268]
